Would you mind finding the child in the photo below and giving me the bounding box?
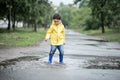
[45,13,65,64]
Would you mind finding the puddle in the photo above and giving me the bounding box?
[85,58,120,69]
[84,44,98,47]
[0,56,86,70]
[0,55,120,70]
[84,39,108,42]
[0,56,40,69]
[81,39,120,50]
[106,48,120,50]
[66,55,120,70]
[29,57,86,70]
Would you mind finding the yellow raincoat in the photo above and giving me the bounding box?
[45,21,65,45]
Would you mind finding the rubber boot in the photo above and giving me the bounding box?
[59,54,63,63]
[48,54,53,64]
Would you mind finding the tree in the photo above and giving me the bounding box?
[0,0,12,31]
[89,0,107,33]
[57,2,91,29]
[0,0,54,32]
[0,0,29,31]
[23,0,54,32]
[57,3,72,28]
[75,0,120,33]
[106,0,120,31]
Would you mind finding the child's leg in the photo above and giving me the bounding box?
[57,45,64,63]
[48,45,57,63]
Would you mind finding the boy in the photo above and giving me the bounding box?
[45,13,65,64]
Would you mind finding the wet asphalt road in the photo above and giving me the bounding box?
[0,30,120,80]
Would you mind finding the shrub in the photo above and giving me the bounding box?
[84,18,100,30]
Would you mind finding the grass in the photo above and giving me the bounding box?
[75,28,120,42]
[0,28,46,47]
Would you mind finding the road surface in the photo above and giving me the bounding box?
[0,30,120,80]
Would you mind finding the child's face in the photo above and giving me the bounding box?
[54,19,61,25]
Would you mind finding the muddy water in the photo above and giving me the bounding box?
[0,55,120,80]
[0,55,120,70]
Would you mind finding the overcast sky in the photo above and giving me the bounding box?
[49,0,74,6]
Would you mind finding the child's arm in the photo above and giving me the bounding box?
[62,26,66,44]
[45,26,53,41]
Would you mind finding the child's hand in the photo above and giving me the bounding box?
[45,39,48,42]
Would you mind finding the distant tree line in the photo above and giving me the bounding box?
[58,0,120,33]
[0,0,54,32]
[75,0,120,33]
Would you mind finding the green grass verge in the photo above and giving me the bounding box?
[0,28,46,47]
[75,28,120,42]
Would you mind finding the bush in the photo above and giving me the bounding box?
[84,18,100,30]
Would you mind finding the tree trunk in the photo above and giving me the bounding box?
[34,20,37,32]
[100,0,106,33]
[12,11,15,31]
[7,14,10,30]
[101,11,105,33]
[7,7,12,31]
